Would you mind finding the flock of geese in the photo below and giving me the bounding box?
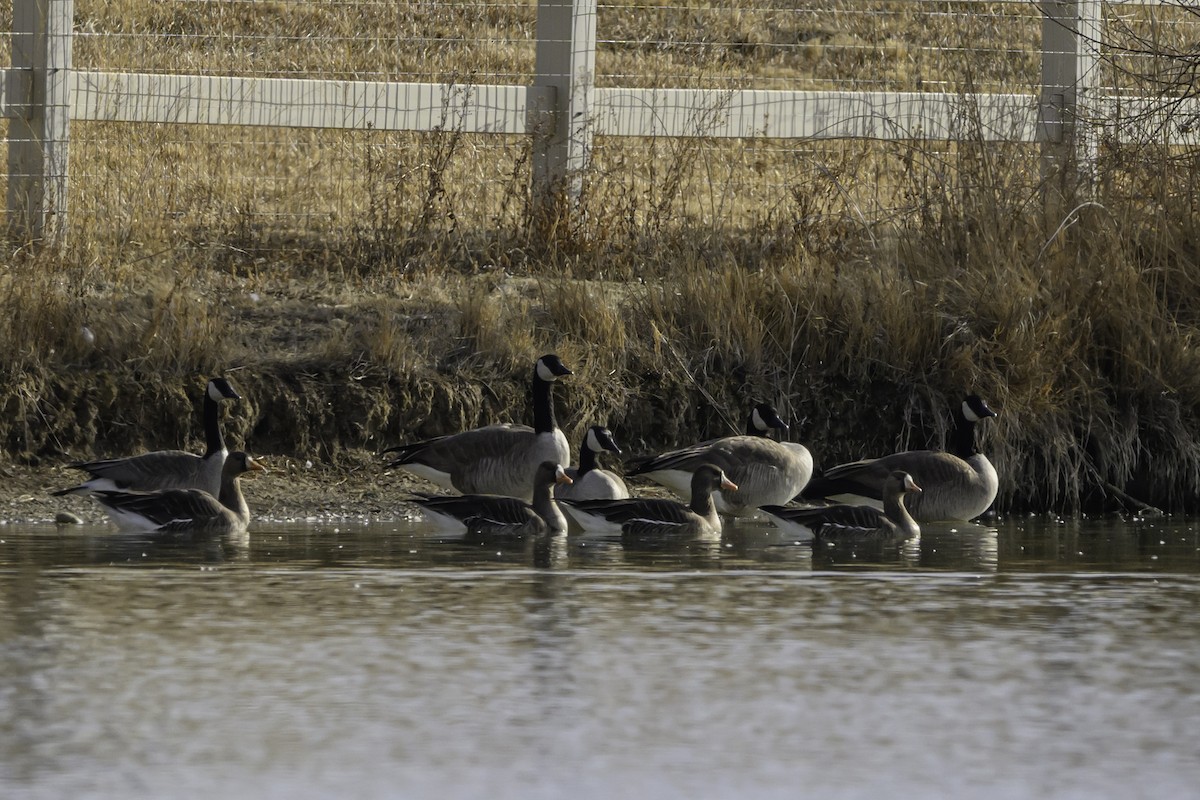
[51,354,999,545]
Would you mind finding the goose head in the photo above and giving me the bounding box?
[223,451,266,479]
[692,463,739,496]
[584,425,622,455]
[962,395,997,423]
[886,470,923,498]
[748,402,789,437]
[535,354,573,382]
[534,461,574,489]
[208,377,241,402]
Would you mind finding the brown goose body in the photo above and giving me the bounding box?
[384,355,572,501]
[54,377,241,497]
[562,464,738,537]
[91,452,264,535]
[801,396,998,522]
[763,470,922,543]
[412,461,574,536]
[627,403,813,516]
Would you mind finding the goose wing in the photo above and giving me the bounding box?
[94,487,228,532]
[761,503,896,537]
[564,497,692,525]
[820,450,976,496]
[388,424,566,497]
[413,493,539,528]
[62,450,208,493]
[385,424,531,471]
[620,516,711,537]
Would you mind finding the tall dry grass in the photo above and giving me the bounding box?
[3,1,1200,511]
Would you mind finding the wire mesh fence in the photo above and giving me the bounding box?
[3,0,1200,272]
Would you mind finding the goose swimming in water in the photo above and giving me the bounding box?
[384,354,572,501]
[562,464,738,537]
[411,460,574,536]
[554,425,630,502]
[625,402,813,516]
[799,395,998,522]
[762,470,922,543]
[53,376,242,497]
[90,451,265,535]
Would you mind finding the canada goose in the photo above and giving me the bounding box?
[762,471,922,542]
[384,354,572,501]
[625,402,813,516]
[561,464,738,536]
[411,461,574,536]
[801,395,998,522]
[554,425,630,502]
[90,451,265,535]
[53,377,241,497]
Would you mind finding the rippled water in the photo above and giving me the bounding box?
[1,515,1198,799]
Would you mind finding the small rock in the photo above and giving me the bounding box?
[55,511,84,525]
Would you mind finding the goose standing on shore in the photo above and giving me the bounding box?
[562,463,738,537]
[800,395,998,522]
[411,460,574,536]
[762,470,922,543]
[53,377,241,497]
[625,402,812,516]
[383,354,572,501]
[90,451,265,535]
[554,425,630,502]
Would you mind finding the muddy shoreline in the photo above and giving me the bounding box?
[0,449,430,526]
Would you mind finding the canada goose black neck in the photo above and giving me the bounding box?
[577,426,620,477]
[577,437,598,476]
[202,391,225,458]
[531,371,556,434]
[949,396,996,460]
[202,378,240,459]
[531,356,569,435]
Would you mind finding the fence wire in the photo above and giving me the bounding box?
[2,1,1200,269]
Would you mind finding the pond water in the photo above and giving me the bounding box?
[1,514,1198,799]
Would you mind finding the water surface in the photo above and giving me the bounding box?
[1,515,1198,799]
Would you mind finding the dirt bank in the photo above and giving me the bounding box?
[1,448,426,526]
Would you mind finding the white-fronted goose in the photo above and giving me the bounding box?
[800,395,998,521]
[90,451,265,534]
[626,402,813,516]
[762,470,922,542]
[562,464,737,536]
[555,425,630,502]
[411,461,573,536]
[53,377,241,497]
[384,354,572,501]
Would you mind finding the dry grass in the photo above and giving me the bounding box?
[4,1,1200,512]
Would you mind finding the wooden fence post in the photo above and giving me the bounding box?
[7,0,73,244]
[531,0,597,228]
[1039,0,1101,215]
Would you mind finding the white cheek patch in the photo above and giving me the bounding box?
[585,428,602,452]
[751,407,766,432]
[962,400,981,422]
[536,359,559,382]
[208,381,225,402]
